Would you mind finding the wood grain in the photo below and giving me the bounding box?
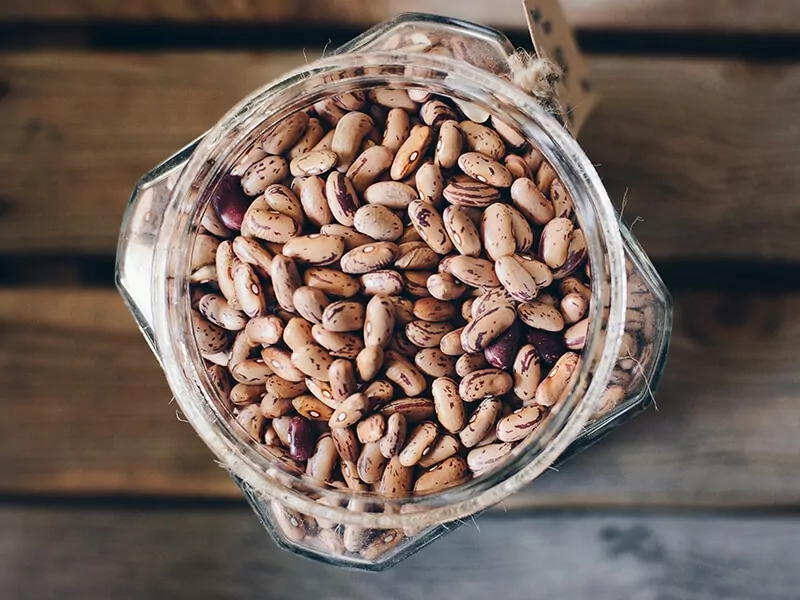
[2,52,800,259]
[2,506,799,599]
[0,0,798,33]
[1,288,799,507]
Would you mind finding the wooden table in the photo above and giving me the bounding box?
[2,1,800,598]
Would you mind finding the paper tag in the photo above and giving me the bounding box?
[522,0,597,135]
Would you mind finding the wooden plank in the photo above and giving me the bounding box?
[2,506,800,599]
[2,52,800,260]
[0,0,798,34]
[2,288,800,508]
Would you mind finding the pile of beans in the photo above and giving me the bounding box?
[190,86,591,498]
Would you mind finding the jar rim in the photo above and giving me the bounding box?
[151,51,627,529]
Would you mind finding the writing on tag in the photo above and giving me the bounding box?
[522,0,597,135]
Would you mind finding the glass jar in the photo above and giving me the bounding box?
[116,13,671,570]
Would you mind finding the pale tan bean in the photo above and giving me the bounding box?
[190,264,217,284]
[439,328,465,355]
[363,377,393,403]
[229,262,266,319]
[394,241,440,270]
[370,88,417,110]
[405,320,453,348]
[258,390,292,418]
[513,255,554,288]
[198,293,248,331]
[442,178,501,207]
[458,368,513,402]
[363,180,418,209]
[417,433,458,468]
[306,434,338,482]
[512,344,542,403]
[322,300,365,332]
[261,112,309,155]
[263,374,307,401]
[360,294,394,349]
[340,242,400,274]
[241,156,288,196]
[536,162,558,197]
[379,413,407,458]
[433,120,462,169]
[305,377,338,409]
[192,234,219,270]
[482,203,516,261]
[291,287,329,324]
[231,145,268,177]
[592,385,627,420]
[459,121,505,160]
[407,199,452,255]
[328,358,357,402]
[561,292,589,324]
[303,267,361,298]
[391,124,433,180]
[283,234,345,267]
[412,297,456,322]
[271,416,293,446]
[403,270,433,298]
[262,346,305,382]
[192,309,229,354]
[490,116,526,149]
[430,377,467,433]
[242,207,301,244]
[467,442,515,473]
[325,171,361,227]
[471,287,514,320]
[232,236,273,279]
[215,241,238,306]
[414,348,457,378]
[271,500,308,543]
[228,329,256,368]
[341,459,367,491]
[510,177,555,226]
[292,394,334,421]
[287,117,325,160]
[455,352,489,377]
[230,383,264,406]
[331,111,373,172]
[262,184,304,225]
[399,421,439,467]
[270,254,300,313]
[563,318,589,350]
[519,145,544,174]
[311,129,336,152]
[329,392,371,428]
[459,398,501,448]
[389,330,418,358]
[461,304,516,353]
[378,397,435,424]
[378,456,413,497]
[384,350,427,397]
[458,152,513,187]
[506,206,533,253]
[518,301,565,331]
[332,89,367,110]
[289,149,338,177]
[331,426,360,462]
[311,325,364,359]
[442,205,482,257]
[421,100,458,128]
[415,162,444,203]
[361,269,404,296]
[346,145,394,192]
[427,272,467,301]
[388,296,415,326]
[353,205,404,242]
[407,88,432,103]
[539,217,574,269]
[299,175,333,228]
[536,352,580,406]
[414,456,468,492]
[318,224,374,251]
[206,363,232,408]
[230,358,273,385]
[445,255,501,288]
[496,404,547,442]
[235,403,265,439]
[550,179,574,218]
[357,441,387,483]
[560,276,592,301]
[552,228,587,280]
[357,413,386,444]
[382,107,411,151]
[283,317,314,351]
[356,346,384,382]
[494,255,538,302]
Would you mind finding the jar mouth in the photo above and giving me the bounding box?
[152,52,627,529]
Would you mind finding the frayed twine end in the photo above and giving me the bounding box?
[508,49,562,115]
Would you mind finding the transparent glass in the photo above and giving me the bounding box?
[116,13,671,570]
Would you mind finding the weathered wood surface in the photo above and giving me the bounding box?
[2,288,799,507]
[2,53,799,259]
[1,506,799,600]
[1,0,798,34]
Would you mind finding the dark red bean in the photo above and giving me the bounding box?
[484,321,520,370]
[288,416,316,461]
[212,175,251,230]
[525,328,565,367]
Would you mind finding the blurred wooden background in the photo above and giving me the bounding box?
[2,1,800,598]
